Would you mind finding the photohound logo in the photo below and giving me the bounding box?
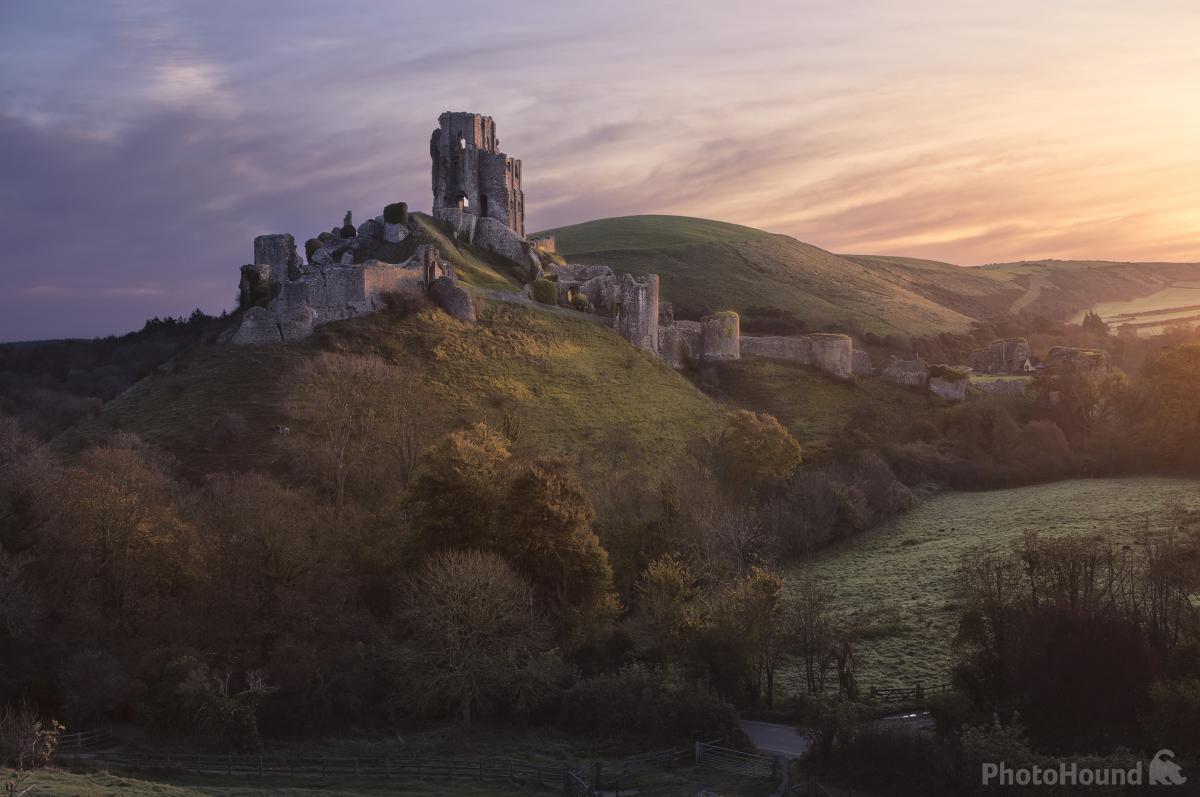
[981,749,1187,787]
[1149,750,1187,786]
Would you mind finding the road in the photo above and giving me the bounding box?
[741,711,934,760]
[740,720,810,759]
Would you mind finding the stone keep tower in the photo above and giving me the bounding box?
[430,112,525,236]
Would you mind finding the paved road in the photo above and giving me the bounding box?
[740,720,810,759]
[741,711,933,760]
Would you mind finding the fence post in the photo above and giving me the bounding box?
[322,757,327,778]
[195,754,200,773]
[226,754,231,776]
[385,757,391,778]
[694,741,701,765]
[354,757,359,776]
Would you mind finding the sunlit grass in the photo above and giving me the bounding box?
[788,477,1200,689]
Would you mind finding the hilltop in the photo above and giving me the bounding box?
[537,215,979,336]
[64,302,723,486]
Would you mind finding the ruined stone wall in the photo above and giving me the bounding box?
[853,348,873,375]
[473,216,540,279]
[974,378,1028,397]
[660,321,702,368]
[968,338,1031,374]
[882,357,930,386]
[253,234,301,284]
[928,367,969,402]
[228,240,459,345]
[1048,346,1110,374]
[615,273,659,354]
[431,111,524,236]
[531,235,556,253]
[739,333,853,378]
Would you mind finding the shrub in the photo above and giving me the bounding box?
[380,290,427,318]
[339,224,357,239]
[304,238,320,260]
[560,665,743,744]
[570,293,589,312]
[317,231,335,243]
[531,278,558,305]
[383,202,409,225]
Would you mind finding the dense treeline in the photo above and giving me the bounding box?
[0,311,225,439]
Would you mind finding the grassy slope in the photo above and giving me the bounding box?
[700,359,937,458]
[65,302,723,485]
[536,216,980,337]
[787,476,1200,688]
[353,213,524,292]
[844,254,1023,322]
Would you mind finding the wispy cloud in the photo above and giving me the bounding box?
[2,0,1200,339]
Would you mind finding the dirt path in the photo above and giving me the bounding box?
[1009,274,1047,314]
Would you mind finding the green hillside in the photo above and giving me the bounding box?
[844,254,1023,322]
[537,216,978,337]
[700,358,937,458]
[64,302,724,485]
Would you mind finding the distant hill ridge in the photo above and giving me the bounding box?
[537,215,1200,335]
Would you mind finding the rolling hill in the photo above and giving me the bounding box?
[537,216,984,336]
[537,215,1200,336]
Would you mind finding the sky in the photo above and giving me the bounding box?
[2,0,1200,340]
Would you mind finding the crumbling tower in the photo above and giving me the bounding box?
[430,112,525,236]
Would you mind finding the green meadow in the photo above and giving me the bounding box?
[789,476,1200,688]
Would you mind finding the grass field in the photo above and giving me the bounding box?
[9,766,768,797]
[15,723,773,796]
[1070,282,1200,335]
[788,476,1200,689]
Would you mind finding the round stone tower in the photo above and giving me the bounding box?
[701,311,740,361]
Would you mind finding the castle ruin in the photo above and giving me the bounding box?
[221,110,862,382]
[431,112,524,236]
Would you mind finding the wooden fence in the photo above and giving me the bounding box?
[694,742,775,778]
[790,775,836,796]
[96,751,568,786]
[864,682,952,705]
[57,728,113,752]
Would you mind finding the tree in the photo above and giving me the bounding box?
[723,567,786,706]
[187,472,343,663]
[404,423,511,556]
[285,353,427,509]
[400,549,547,727]
[631,554,699,659]
[495,458,620,643]
[1081,310,1110,337]
[787,578,835,695]
[46,442,193,633]
[714,411,802,497]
